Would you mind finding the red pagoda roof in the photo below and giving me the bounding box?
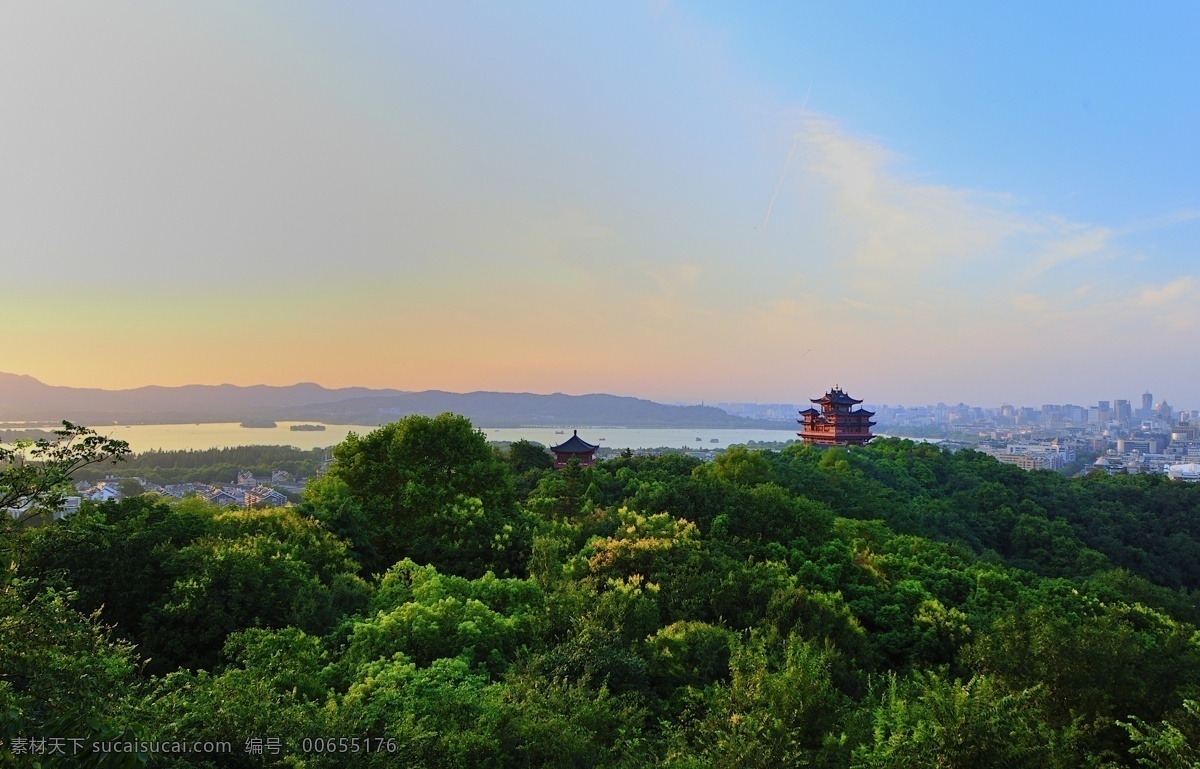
[550,430,598,454]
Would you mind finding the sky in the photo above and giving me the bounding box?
[1,1,1197,408]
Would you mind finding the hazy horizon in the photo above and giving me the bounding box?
[2,369,1187,413]
[3,3,1196,407]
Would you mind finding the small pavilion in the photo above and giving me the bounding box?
[798,385,875,446]
[550,430,599,469]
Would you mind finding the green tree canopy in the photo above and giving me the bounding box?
[505,440,553,474]
[304,413,528,577]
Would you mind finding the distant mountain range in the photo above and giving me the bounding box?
[0,373,794,430]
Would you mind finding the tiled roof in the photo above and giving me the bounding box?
[551,430,599,453]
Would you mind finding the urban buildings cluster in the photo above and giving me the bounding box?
[871,392,1200,477]
[719,391,1200,479]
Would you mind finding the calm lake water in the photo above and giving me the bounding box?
[89,423,800,454]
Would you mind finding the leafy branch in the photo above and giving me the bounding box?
[1,421,130,535]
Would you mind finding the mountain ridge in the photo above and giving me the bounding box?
[0,373,793,430]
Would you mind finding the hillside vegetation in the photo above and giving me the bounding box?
[4,413,1200,767]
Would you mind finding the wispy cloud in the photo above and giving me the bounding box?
[766,114,1195,325]
[1023,222,1115,277]
[799,116,1021,279]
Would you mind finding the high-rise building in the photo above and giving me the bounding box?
[1064,405,1087,424]
[1115,400,1132,422]
[1142,391,1155,419]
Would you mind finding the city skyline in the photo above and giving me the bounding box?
[2,3,1197,406]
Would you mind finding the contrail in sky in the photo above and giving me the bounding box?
[760,86,811,231]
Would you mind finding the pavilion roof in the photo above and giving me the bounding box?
[811,388,864,406]
[551,430,599,453]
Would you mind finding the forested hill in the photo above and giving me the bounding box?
[8,418,1200,767]
[0,372,787,429]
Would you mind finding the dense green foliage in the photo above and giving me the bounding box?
[16,496,369,674]
[5,417,1200,767]
[302,414,530,576]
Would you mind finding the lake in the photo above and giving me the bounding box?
[89,422,799,454]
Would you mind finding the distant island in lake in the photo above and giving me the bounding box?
[240,420,278,428]
[289,424,326,431]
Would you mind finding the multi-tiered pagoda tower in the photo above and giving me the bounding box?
[798,385,875,446]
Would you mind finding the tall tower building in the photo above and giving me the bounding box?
[798,386,875,446]
[1142,391,1154,420]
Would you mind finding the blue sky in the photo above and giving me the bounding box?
[1,2,1196,408]
[689,2,1199,220]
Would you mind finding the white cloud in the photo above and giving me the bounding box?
[764,114,1192,329]
[798,116,1023,280]
[1023,223,1115,277]
[1137,276,1197,307]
